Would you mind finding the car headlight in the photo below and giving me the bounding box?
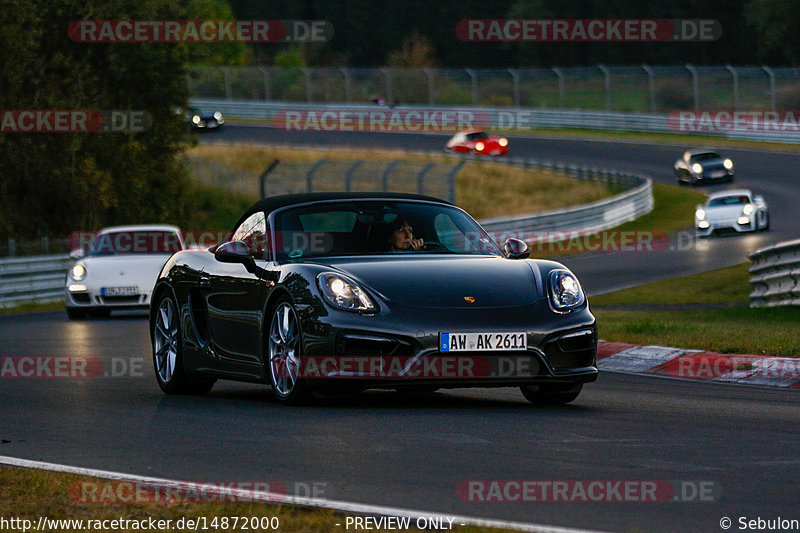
[70,264,86,281]
[192,115,201,124]
[723,158,733,170]
[697,221,710,229]
[548,269,585,312]
[691,163,703,174]
[317,273,376,312]
[695,209,706,220]
[475,142,485,152]
[738,216,750,225]
[742,203,754,215]
[213,111,223,121]
[498,138,508,147]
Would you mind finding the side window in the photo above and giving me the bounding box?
[231,212,269,259]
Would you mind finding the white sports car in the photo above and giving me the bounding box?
[65,225,184,319]
[695,189,769,237]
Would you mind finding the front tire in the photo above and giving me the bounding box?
[267,299,313,405]
[152,294,214,395]
[520,383,582,405]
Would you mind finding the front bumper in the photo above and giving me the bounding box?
[65,287,152,310]
[298,302,598,389]
[696,217,755,236]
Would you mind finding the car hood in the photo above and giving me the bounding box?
[705,205,746,220]
[695,159,726,169]
[315,255,539,308]
[79,254,171,285]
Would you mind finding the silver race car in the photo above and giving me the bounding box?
[695,189,769,237]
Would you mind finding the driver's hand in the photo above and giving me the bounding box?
[409,238,424,250]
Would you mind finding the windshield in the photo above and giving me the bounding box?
[272,200,503,261]
[690,152,721,162]
[88,230,183,256]
[465,131,489,141]
[708,195,749,207]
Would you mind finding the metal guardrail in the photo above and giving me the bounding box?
[476,156,652,238]
[749,239,800,307]
[191,98,800,144]
[0,155,653,308]
[0,255,70,308]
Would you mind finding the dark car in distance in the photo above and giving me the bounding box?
[150,193,598,405]
[674,149,734,185]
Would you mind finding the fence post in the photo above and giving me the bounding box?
[306,159,327,193]
[8,239,15,258]
[416,163,435,195]
[552,68,565,108]
[726,65,739,110]
[340,67,353,103]
[380,68,393,105]
[302,68,313,103]
[686,64,699,110]
[344,161,363,192]
[446,160,466,204]
[465,68,478,105]
[381,160,400,192]
[258,159,281,199]
[257,67,271,100]
[762,66,776,111]
[598,64,611,111]
[220,67,232,100]
[508,68,520,107]
[423,68,436,105]
[642,65,655,113]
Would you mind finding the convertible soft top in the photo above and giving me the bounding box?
[235,192,452,230]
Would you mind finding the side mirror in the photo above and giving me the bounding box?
[214,241,256,270]
[69,249,85,260]
[504,238,530,259]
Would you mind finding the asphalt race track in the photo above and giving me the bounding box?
[2,129,799,533]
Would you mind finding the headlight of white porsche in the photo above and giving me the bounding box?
[548,269,585,312]
[317,273,376,312]
[742,203,754,215]
[70,264,86,281]
[213,111,223,121]
[723,158,733,170]
[691,163,703,174]
[696,209,706,220]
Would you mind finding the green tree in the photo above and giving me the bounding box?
[0,0,244,240]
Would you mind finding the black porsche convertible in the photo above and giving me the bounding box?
[150,192,598,405]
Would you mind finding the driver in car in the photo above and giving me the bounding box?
[387,218,424,251]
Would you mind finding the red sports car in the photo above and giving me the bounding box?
[445,130,508,156]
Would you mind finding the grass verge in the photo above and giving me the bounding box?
[186,144,616,220]
[530,182,705,258]
[0,466,511,533]
[591,263,800,356]
[0,301,65,316]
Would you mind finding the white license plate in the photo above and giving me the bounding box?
[101,286,139,296]
[439,332,527,352]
